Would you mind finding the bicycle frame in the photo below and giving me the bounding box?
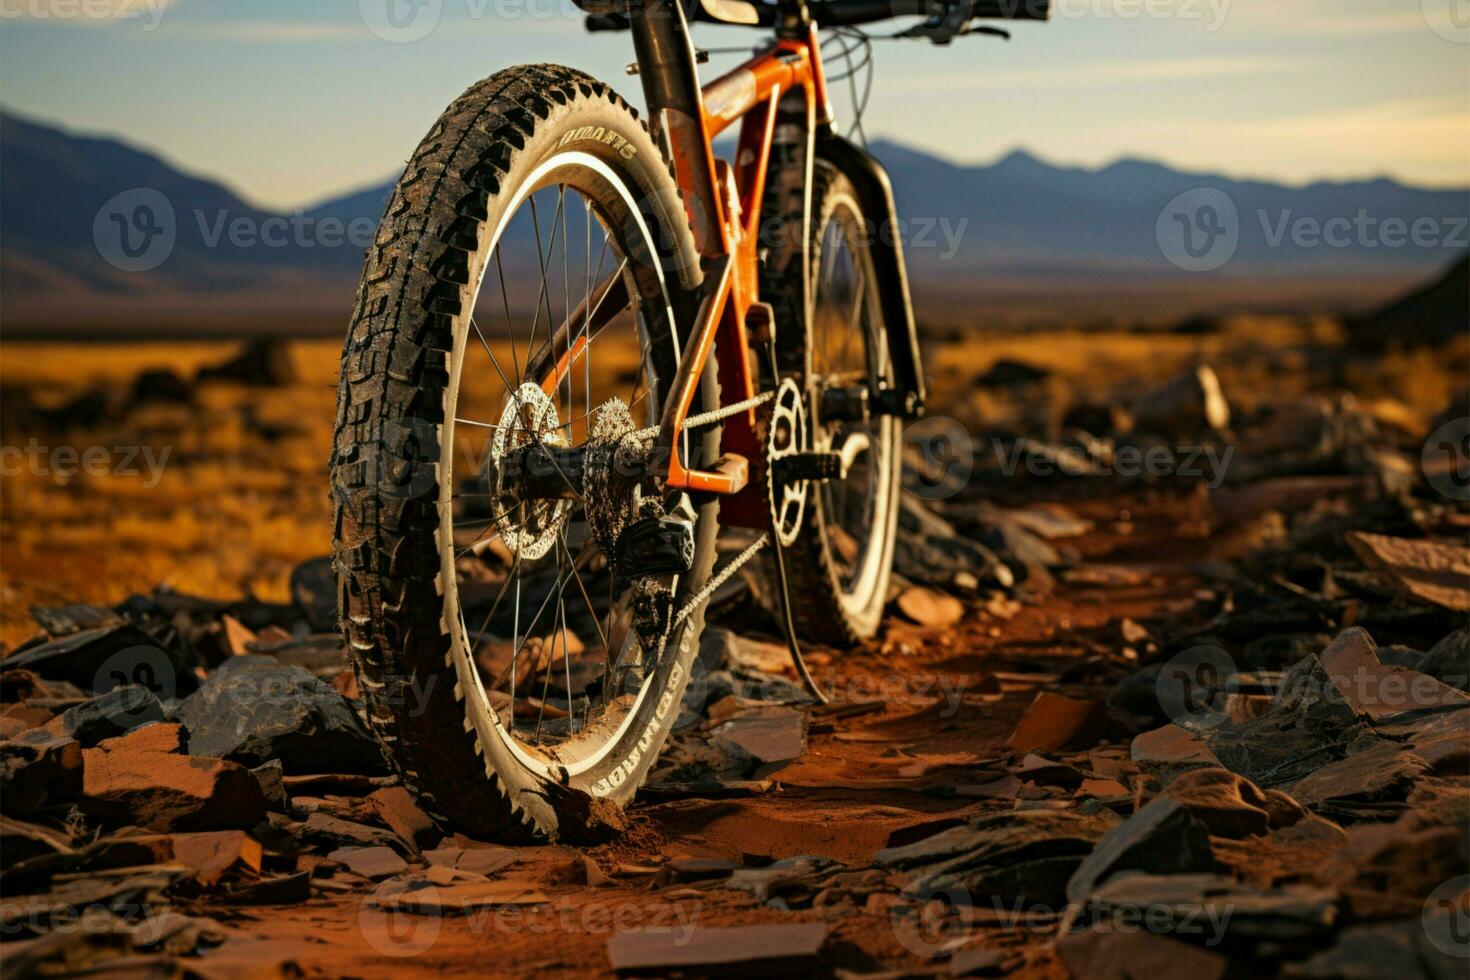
[636,0,829,528]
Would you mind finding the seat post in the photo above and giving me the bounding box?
[629,0,727,260]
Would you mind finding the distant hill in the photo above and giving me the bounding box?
[3,110,1465,331]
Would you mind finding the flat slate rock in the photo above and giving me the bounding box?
[1346,532,1470,612]
[176,660,385,775]
[1081,873,1338,947]
[3,625,173,692]
[607,922,828,973]
[1066,798,1213,903]
[877,809,1120,906]
[43,686,164,747]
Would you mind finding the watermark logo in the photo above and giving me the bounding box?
[1422,0,1470,43]
[1155,645,1236,728]
[1157,188,1238,272]
[904,416,974,501]
[358,883,442,957]
[1422,876,1470,958]
[1422,416,1470,502]
[93,188,175,272]
[360,0,442,42]
[0,0,170,30]
[92,646,178,723]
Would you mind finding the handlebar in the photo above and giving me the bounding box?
[814,0,1049,26]
[586,0,1050,33]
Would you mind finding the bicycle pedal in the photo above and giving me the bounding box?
[616,516,695,576]
[774,451,845,483]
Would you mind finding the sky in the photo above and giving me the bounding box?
[1,0,1467,211]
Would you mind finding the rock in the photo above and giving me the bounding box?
[1316,627,1469,720]
[81,726,267,831]
[894,529,1014,592]
[42,686,164,746]
[297,812,399,850]
[1080,873,1338,948]
[1,624,174,692]
[1012,754,1087,788]
[0,733,83,816]
[1056,927,1230,980]
[1346,532,1470,612]
[709,705,807,769]
[251,760,289,812]
[328,845,407,880]
[1130,725,1221,777]
[700,627,791,675]
[1418,629,1469,692]
[1159,767,1305,838]
[1319,818,1467,920]
[606,922,828,973]
[157,830,264,888]
[1065,798,1214,903]
[725,855,845,907]
[1007,693,1105,753]
[373,880,549,913]
[176,660,385,775]
[218,615,257,658]
[1204,653,1372,788]
[876,809,1120,907]
[1282,917,1464,980]
[1132,365,1231,436]
[368,786,439,852]
[196,339,296,387]
[127,368,193,408]
[289,557,338,633]
[1288,741,1428,819]
[976,358,1050,388]
[896,587,966,628]
[28,604,126,638]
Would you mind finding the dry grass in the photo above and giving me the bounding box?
[2,318,1461,648]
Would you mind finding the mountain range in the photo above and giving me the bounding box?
[2,109,1465,332]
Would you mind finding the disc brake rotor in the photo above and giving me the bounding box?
[489,383,571,561]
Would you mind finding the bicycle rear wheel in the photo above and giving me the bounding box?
[764,160,903,645]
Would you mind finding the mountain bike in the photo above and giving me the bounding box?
[332,0,1049,839]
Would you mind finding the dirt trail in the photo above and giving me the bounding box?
[203,494,1201,978]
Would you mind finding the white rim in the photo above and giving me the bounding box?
[439,150,681,779]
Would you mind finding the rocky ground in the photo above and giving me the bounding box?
[1,329,1466,977]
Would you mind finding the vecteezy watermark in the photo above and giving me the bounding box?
[1421,0,1470,43]
[1422,416,1470,502]
[0,0,169,30]
[1422,876,1470,959]
[0,440,171,488]
[93,188,176,273]
[357,883,702,957]
[887,877,1238,959]
[93,188,383,273]
[1157,188,1239,273]
[359,0,442,42]
[904,416,974,501]
[1051,0,1231,31]
[991,438,1235,488]
[1257,210,1469,251]
[1158,186,1470,273]
[1155,645,1237,729]
[358,0,593,41]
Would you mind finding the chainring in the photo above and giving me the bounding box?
[766,378,810,547]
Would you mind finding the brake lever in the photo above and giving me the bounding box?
[893,4,1011,43]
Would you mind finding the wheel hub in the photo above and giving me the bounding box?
[488,383,571,561]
